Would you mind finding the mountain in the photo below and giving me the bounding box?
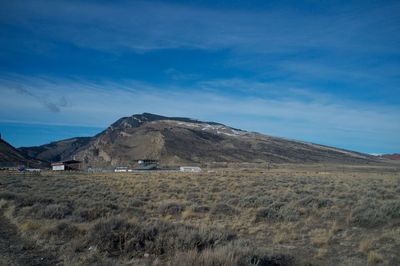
[19,113,377,167]
[0,138,45,168]
[19,137,92,163]
[379,154,400,160]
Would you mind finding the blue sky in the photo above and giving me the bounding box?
[0,0,399,153]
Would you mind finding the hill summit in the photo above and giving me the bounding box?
[19,113,377,167]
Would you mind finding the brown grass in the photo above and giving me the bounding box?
[367,251,384,265]
[309,229,331,247]
[359,238,374,253]
[0,163,399,265]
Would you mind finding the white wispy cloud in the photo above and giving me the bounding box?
[0,74,399,152]
[4,81,69,113]
[1,0,399,106]
[0,1,398,154]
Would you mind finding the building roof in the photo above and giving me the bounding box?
[51,159,81,166]
[62,159,81,164]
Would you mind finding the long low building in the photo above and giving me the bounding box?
[136,159,159,170]
[51,160,81,171]
[179,166,201,172]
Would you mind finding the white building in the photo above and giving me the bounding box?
[51,160,81,171]
[52,163,65,171]
[114,167,128,172]
[179,166,201,172]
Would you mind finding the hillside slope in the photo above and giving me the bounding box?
[379,154,400,160]
[20,113,377,167]
[0,138,45,167]
[19,137,92,163]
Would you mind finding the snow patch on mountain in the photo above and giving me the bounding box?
[174,121,245,137]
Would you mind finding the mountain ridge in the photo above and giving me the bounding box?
[378,154,400,160]
[0,138,46,167]
[19,137,92,163]
[17,113,378,167]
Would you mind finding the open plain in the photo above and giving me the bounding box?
[1,163,399,266]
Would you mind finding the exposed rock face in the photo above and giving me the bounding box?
[19,113,377,168]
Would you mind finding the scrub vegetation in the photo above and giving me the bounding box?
[0,163,399,265]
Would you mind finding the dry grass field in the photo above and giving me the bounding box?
[0,163,399,265]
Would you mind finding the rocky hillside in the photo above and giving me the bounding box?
[19,113,377,168]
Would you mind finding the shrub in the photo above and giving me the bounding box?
[255,202,300,222]
[192,205,210,213]
[381,200,400,219]
[68,250,115,266]
[350,199,400,227]
[87,217,145,256]
[182,209,196,219]
[86,217,236,257]
[297,196,333,209]
[3,193,54,208]
[255,206,280,222]
[349,200,389,227]
[134,220,236,255]
[170,248,233,266]
[367,251,384,264]
[38,202,74,219]
[278,205,301,222]
[75,204,118,222]
[309,229,331,246]
[186,193,201,203]
[20,219,42,232]
[124,207,146,218]
[359,239,373,253]
[227,198,240,206]
[169,243,295,266]
[241,253,295,266]
[239,196,274,208]
[45,222,82,240]
[0,191,18,200]
[210,203,239,217]
[158,202,186,216]
[0,199,8,209]
[129,198,146,208]
[321,209,340,220]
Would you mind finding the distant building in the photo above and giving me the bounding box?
[180,166,201,172]
[114,167,128,172]
[136,159,159,170]
[0,162,21,171]
[26,168,41,172]
[51,160,81,171]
